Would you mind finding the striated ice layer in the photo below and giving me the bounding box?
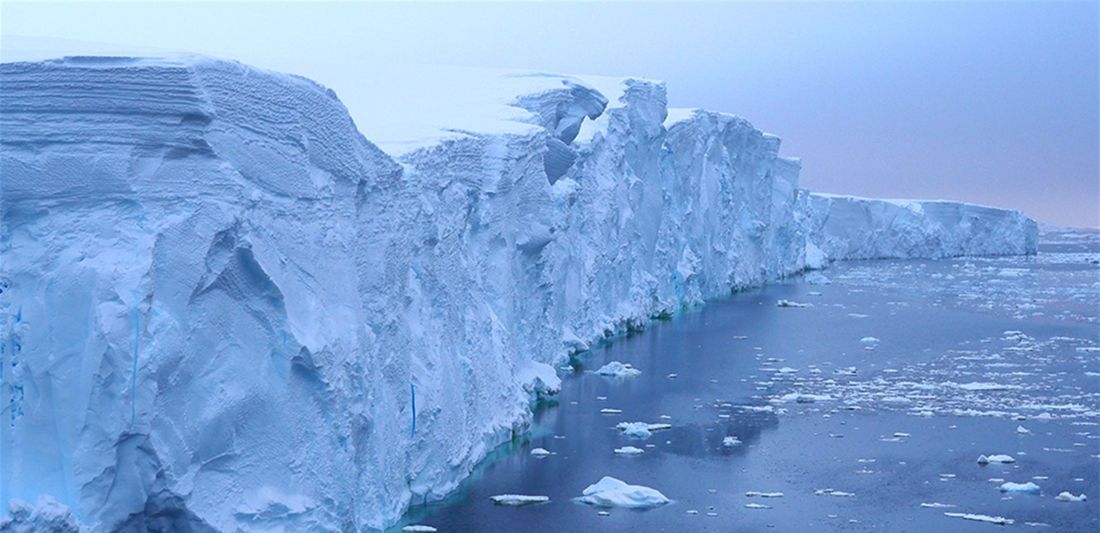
[0,55,1037,531]
[805,192,1038,262]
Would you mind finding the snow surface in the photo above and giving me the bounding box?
[0,52,1039,531]
[576,477,670,508]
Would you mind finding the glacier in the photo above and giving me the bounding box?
[0,55,1038,531]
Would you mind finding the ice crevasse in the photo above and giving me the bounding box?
[0,55,1038,531]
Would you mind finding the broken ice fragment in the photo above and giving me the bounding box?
[576,477,669,508]
[999,481,1041,494]
[489,494,550,506]
[596,361,641,378]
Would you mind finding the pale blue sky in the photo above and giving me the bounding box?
[3,1,1097,226]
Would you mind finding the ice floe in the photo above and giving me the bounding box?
[596,361,642,378]
[1055,492,1087,502]
[489,495,550,506]
[944,512,1014,525]
[999,481,1041,494]
[576,477,670,509]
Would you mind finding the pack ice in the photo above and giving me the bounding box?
[0,55,1038,531]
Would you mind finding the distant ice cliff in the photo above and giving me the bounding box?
[0,55,1037,531]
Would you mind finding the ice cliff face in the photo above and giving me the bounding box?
[0,56,1037,531]
[805,192,1038,264]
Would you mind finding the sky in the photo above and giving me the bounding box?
[2,1,1097,227]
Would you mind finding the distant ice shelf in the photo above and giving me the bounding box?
[0,53,1038,532]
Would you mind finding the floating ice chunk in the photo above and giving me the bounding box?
[617,422,652,439]
[746,491,784,498]
[999,481,1041,494]
[596,361,641,378]
[614,446,645,455]
[616,421,671,439]
[600,408,623,415]
[490,494,550,506]
[776,367,799,374]
[815,489,855,497]
[722,436,742,447]
[1016,425,1031,434]
[530,447,551,457]
[402,526,438,533]
[976,454,1015,465]
[952,382,1021,392]
[1055,492,1087,502]
[744,503,771,509]
[944,512,1014,525]
[848,313,870,318]
[861,336,880,344]
[920,502,956,508]
[577,477,670,508]
[777,299,813,308]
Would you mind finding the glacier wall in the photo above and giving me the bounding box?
[805,192,1038,263]
[0,56,1036,531]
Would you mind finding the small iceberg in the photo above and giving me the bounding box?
[596,361,641,378]
[576,477,670,509]
[999,481,1041,494]
[402,526,438,533]
[722,436,742,447]
[744,503,771,509]
[529,447,551,457]
[944,512,1014,525]
[746,491,783,498]
[616,421,671,439]
[1055,492,1087,502]
[977,454,1016,465]
[489,494,550,506]
[776,299,812,308]
[860,336,880,344]
[614,446,645,455]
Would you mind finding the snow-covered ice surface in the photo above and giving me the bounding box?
[404,230,1097,531]
[0,51,1046,531]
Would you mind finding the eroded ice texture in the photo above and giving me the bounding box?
[0,55,1038,531]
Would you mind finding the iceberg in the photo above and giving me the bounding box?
[0,53,1040,531]
[999,481,1041,494]
[576,477,670,509]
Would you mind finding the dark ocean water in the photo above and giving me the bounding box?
[398,232,1100,532]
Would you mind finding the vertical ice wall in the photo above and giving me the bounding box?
[805,192,1038,261]
[0,56,1037,531]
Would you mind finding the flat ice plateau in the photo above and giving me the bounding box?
[0,54,1038,531]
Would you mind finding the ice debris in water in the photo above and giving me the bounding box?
[776,299,813,308]
[614,446,645,455]
[944,513,1014,525]
[999,481,1041,494]
[489,495,550,506]
[616,421,671,439]
[596,361,641,378]
[1055,492,1087,502]
[815,489,855,497]
[860,336,880,344]
[722,436,743,447]
[530,447,551,457]
[746,492,784,498]
[977,454,1016,465]
[919,502,956,508]
[744,503,771,509]
[402,526,438,533]
[576,477,670,508]
[1016,425,1031,434]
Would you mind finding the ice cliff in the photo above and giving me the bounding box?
[805,192,1038,265]
[0,56,1037,531]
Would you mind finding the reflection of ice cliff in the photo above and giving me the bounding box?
[0,55,1037,531]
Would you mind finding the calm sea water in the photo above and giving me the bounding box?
[398,232,1100,532]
